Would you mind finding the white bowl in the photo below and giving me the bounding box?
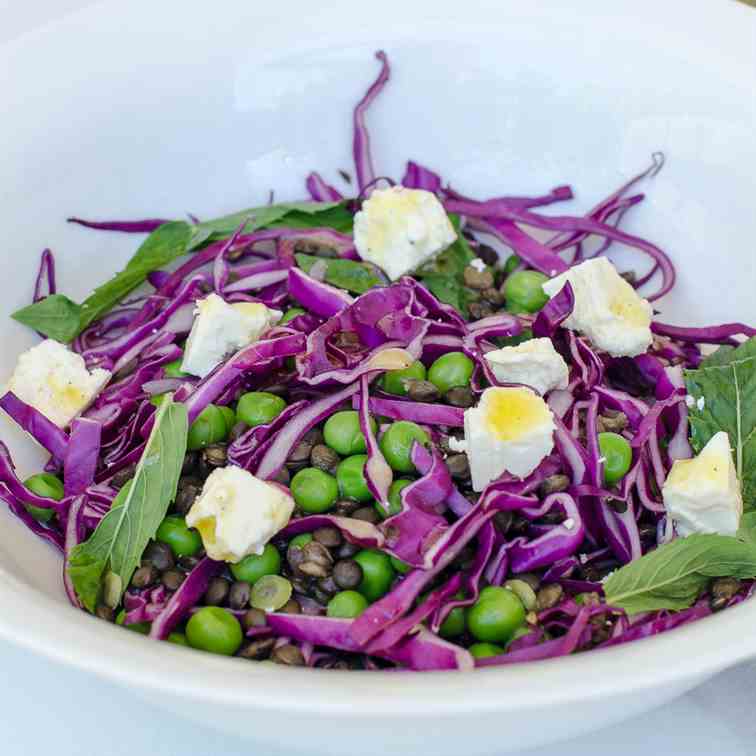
[1,1,754,753]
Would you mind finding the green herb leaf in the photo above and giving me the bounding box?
[67,397,188,612]
[12,202,352,342]
[295,253,382,294]
[419,275,477,316]
[604,533,756,614]
[190,201,351,250]
[737,511,756,546]
[685,337,756,508]
[11,294,83,343]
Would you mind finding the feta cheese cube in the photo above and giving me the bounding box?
[663,431,742,536]
[463,386,556,491]
[6,339,110,428]
[542,258,653,357]
[484,337,569,395]
[181,294,282,378]
[186,466,295,562]
[353,186,457,280]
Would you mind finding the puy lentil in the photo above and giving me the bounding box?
[229,581,251,610]
[280,598,301,614]
[95,604,115,622]
[596,410,629,434]
[463,266,495,290]
[317,575,340,596]
[710,577,741,611]
[142,541,175,572]
[204,577,230,606]
[178,554,201,572]
[445,453,470,479]
[181,452,199,475]
[476,244,499,266]
[110,464,137,490]
[333,499,360,517]
[228,421,248,443]
[272,467,291,486]
[241,608,267,630]
[287,440,313,466]
[303,428,325,446]
[238,637,276,660]
[310,444,340,475]
[174,477,203,516]
[538,474,570,497]
[336,542,359,560]
[492,511,514,535]
[481,287,505,306]
[608,499,628,514]
[352,506,380,524]
[271,644,305,666]
[331,331,362,352]
[198,444,228,476]
[161,569,186,591]
[313,526,342,548]
[405,379,440,403]
[517,573,542,592]
[131,565,158,589]
[468,301,494,320]
[298,541,333,578]
[536,583,564,611]
[445,387,475,408]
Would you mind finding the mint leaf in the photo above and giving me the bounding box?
[685,337,756,508]
[604,533,756,614]
[11,294,82,342]
[737,511,756,546]
[419,275,476,316]
[67,397,188,612]
[295,253,382,294]
[12,202,351,342]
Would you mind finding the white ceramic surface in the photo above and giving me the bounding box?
[0,1,754,754]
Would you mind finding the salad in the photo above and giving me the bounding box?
[2,51,755,671]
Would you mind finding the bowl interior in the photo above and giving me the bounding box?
[0,0,755,713]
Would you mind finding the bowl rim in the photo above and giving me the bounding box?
[1,563,755,716]
[1,0,755,721]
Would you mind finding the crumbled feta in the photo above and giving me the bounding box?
[541,258,653,357]
[181,294,282,378]
[484,338,569,396]
[662,431,742,536]
[353,186,457,280]
[470,258,487,272]
[6,339,110,428]
[463,386,556,491]
[447,436,468,453]
[186,466,294,562]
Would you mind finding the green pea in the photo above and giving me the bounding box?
[503,254,521,275]
[250,575,293,612]
[381,360,427,396]
[467,586,526,644]
[336,455,373,503]
[290,467,339,513]
[163,358,188,378]
[389,555,412,575]
[327,590,369,619]
[354,549,396,602]
[598,432,633,486]
[323,410,376,456]
[236,391,287,429]
[219,405,236,435]
[375,478,412,519]
[469,642,505,659]
[168,632,189,646]
[379,421,430,473]
[439,605,467,639]
[427,352,475,394]
[24,473,63,523]
[289,533,313,549]
[229,543,281,585]
[115,610,150,635]
[503,270,549,313]
[280,307,306,325]
[186,607,243,656]
[187,404,229,450]
[156,515,203,558]
[150,393,168,408]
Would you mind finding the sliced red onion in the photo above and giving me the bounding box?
[0,392,69,461]
[352,394,465,428]
[353,51,390,192]
[533,281,574,338]
[63,419,102,497]
[63,495,87,606]
[288,266,353,319]
[67,217,169,233]
[651,321,756,343]
[0,441,67,516]
[254,383,360,480]
[33,249,56,303]
[277,514,384,548]
[224,268,288,293]
[358,375,392,505]
[305,173,344,202]
[401,161,442,193]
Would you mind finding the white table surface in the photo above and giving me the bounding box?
[1,641,754,756]
[2,2,754,754]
